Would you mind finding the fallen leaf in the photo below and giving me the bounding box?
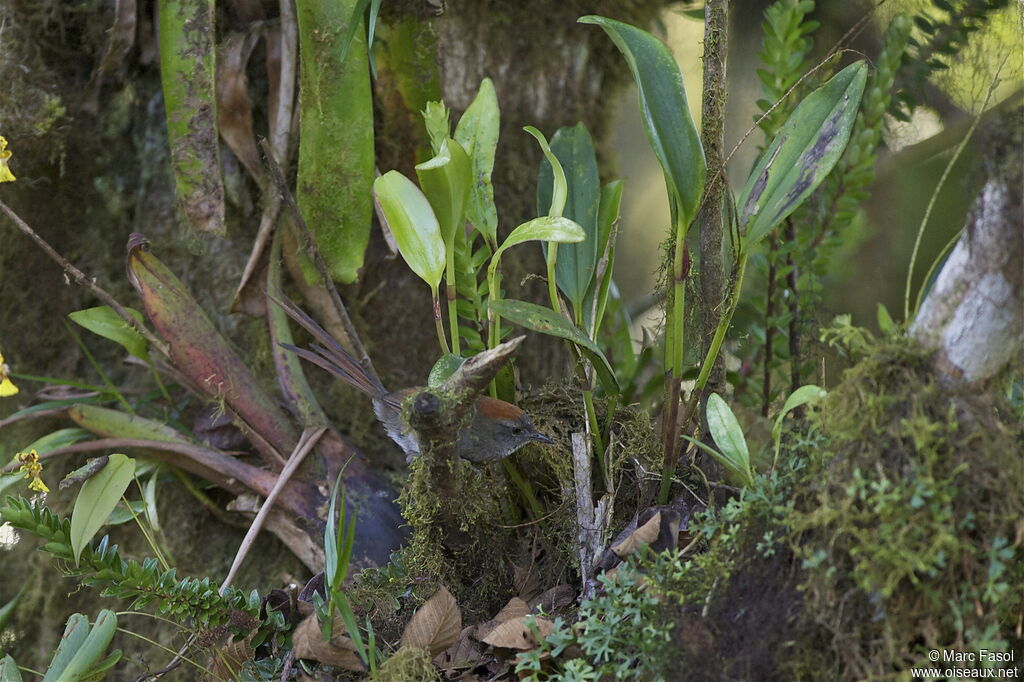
[474,597,530,641]
[481,616,553,651]
[527,584,575,614]
[292,613,363,670]
[434,625,486,674]
[401,586,462,657]
[611,511,662,559]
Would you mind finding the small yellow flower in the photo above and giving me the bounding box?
[0,137,15,183]
[16,450,49,493]
[0,352,18,397]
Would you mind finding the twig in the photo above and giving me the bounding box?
[221,426,326,592]
[0,200,170,358]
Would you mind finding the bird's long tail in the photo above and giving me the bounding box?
[271,293,386,399]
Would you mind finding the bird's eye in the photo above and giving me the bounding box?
[511,426,523,435]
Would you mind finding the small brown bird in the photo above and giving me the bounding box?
[275,296,552,462]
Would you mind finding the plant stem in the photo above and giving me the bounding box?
[501,458,543,520]
[696,253,748,392]
[445,245,460,355]
[546,243,560,313]
[432,289,450,354]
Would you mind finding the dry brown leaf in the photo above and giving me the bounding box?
[481,616,554,651]
[401,585,462,657]
[206,636,254,681]
[217,31,262,182]
[474,597,530,641]
[434,625,486,674]
[292,613,363,670]
[611,511,662,559]
[527,584,575,614]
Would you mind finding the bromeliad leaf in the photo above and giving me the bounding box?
[373,170,446,290]
[490,299,618,392]
[536,123,601,313]
[68,306,150,362]
[579,15,705,229]
[737,61,868,248]
[454,78,500,246]
[70,454,135,565]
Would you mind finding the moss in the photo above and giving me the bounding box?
[374,645,435,681]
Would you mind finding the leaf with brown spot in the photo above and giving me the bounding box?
[401,586,462,657]
[481,616,553,651]
[292,613,363,670]
[217,31,262,182]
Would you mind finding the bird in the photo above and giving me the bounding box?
[273,295,552,462]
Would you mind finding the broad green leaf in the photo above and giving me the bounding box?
[416,138,472,246]
[158,0,224,234]
[580,15,705,228]
[69,405,193,444]
[428,353,466,387]
[373,170,446,289]
[536,123,601,312]
[495,216,586,260]
[771,384,826,446]
[68,306,150,362]
[681,434,752,489]
[103,499,148,525]
[0,654,22,682]
[295,0,374,283]
[706,393,753,487]
[41,613,90,682]
[490,299,618,392]
[19,428,93,455]
[70,454,136,565]
[737,61,868,247]
[454,78,499,245]
[57,610,118,682]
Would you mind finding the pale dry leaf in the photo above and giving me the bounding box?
[292,613,363,670]
[611,511,662,559]
[474,597,530,641]
[481,616,554,651]
[434,625,486,673]
[217,31,262,182]
[401,585,462,657]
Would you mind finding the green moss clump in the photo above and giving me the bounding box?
[374,646,435,682]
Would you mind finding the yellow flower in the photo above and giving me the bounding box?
[16,450,49,493]
[0,137,15,183]
[0,352,18,397]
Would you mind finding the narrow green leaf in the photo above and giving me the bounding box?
[579,15,705,228]
[428,354,466,387]
[876,303,896,334]
[56,610,118,682]
[0,654,22,682]
[0,586,24,631]
[536,123,601,311]
[706,394,753,487]
[77,649,123,681]
[41,613,90,682]
[19,428,93,456]
[373,170,446,289]
[587,179,624,329]
[68,306,150,362]
[524,126,568,218]
[415,138,472,246]
[681,434,752,489]
[737,61,868,247]
[157,0,224,234]
[771,384,826,446]
[69,405,193,445]
[324,470,343,591]
[490,299,618,392]
[495,216,585,260]
[70,454,136,565]
[453,78,499,246]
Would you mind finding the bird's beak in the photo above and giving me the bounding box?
[532,432,554,445]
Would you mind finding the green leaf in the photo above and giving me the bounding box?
[579,15,705,229]
[0,586,24,631]
[42,613,90,682]
[68,306,150,362]
[104,499,148,526]
[70,454,136,565]
[415,138,472,247]
[876,302,896,334]
[0,654,22,682]
[19,428,93,456]
[56,610,118,682]
[771,384,826,446]
[536,123,601,312]
[680,434,752,489]
[587,179,625,330]
[737,61,868,248]
[422,101,451,154]
[454,78,500,246]
[428,354,466,387]
[495,216,586,260]
[524,126,568,218]
[490,299,618,392]
[373,170,446,290]
[705,394,753,487]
